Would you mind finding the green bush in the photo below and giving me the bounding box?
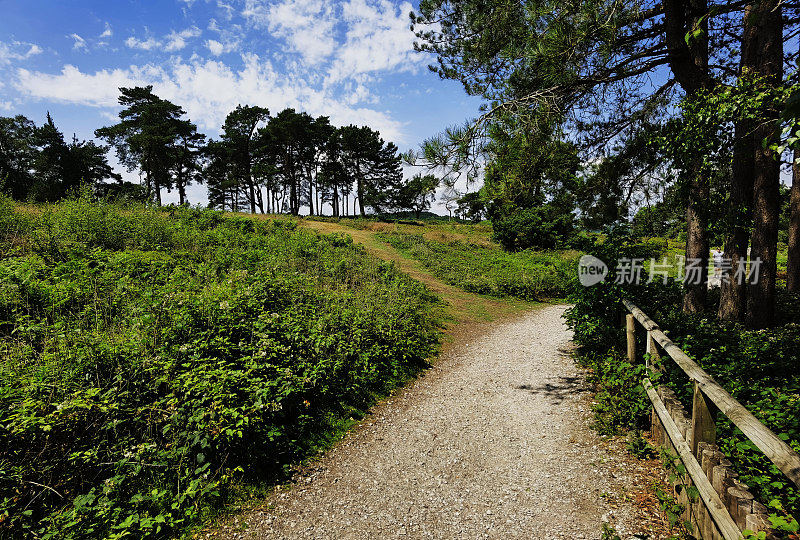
[0,197,440,539]
[378,231,576,300]
[491,205,575,251]
[564,228,800,520]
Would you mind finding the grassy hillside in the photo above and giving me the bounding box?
[302,217,577,301]
[377,231,576,301]
[0,196,440,539]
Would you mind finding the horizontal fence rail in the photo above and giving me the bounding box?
[622,298,800,539]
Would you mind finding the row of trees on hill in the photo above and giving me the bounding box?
[411,0,800,328]
[204,106,407,216]
[0,86,442,217]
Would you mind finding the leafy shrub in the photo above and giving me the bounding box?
[0,198,440,539]
[378,231,576,300]
[578,351,652,436]
[491,205,575,251]
[564,227,800,520]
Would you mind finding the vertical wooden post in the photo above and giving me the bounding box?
[646,330,663,371]
[690,381,717,457]
[626,314,636,363]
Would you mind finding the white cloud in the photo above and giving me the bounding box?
[247,0,336,65]
[125,36,160,51]
[207,18,242,54]
[241,0,420,81]
[206,39,225,56]
[16,64,146,107]
[205,39,239,56]
[125,27,201,52]
[0,41,43,65]
[100,23,113,38]
[14,55,406,142]
[165,26,202,52]
[328,0,420,82]
[69,33,88,51]
[217,1,235,20]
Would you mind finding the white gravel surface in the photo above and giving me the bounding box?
[225,305,654,539]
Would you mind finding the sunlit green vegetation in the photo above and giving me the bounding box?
[378,230,577,300]
[0,194,440,539]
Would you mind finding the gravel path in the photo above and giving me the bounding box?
[225,305,656,539]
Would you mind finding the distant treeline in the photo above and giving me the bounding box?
[0,86,441,217]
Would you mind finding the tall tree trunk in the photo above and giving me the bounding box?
[247,171,256,214]
[718,120,754,320]
[356,177,365,217]
[745,0,783,328]
[682,169,710,313]
[308,178,314,216]
[256,188,264,214]
[747,135,780,327]
[290,177,297,216]
[663,0,711,313]
[154,175,162,206]
[333,185,339,217]
[719,5,758,320]
[789,148,800,291]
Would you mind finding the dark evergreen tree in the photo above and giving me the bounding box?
[0,115,36,200]
[456,191,486,222]
[96,86,189,205]
[339,125,402,216]
[259,109,317,215]
[394,173,439,217]
[171,120,205,206]
[220,105,269,213]
[205,139,241,212]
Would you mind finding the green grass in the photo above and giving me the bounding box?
[377,231,577,301]
[0,194,441,539]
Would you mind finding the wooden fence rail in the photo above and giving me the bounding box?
[622,298,800,539]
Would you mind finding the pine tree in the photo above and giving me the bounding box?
[220,105,269,213]
[96,86,189,205]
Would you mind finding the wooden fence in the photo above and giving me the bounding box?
[622,298,800,539]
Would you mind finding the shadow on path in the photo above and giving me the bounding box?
[514,375,590,404]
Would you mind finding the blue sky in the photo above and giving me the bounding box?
[0,0,482,206]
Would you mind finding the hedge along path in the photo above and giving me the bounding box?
[211,218,658,539]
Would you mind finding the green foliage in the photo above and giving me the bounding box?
[392,174,439,218]
[491,205,575,251]
[1,113,119,203]
[96,86,200,205]
[577,351,652,436]
[379,231,575,300]
[0,197,440,539]
[455,191,486,222]
[564,229,800,520]
[626,430,657,460]
[600,523,622,540]
[658,447,698,535]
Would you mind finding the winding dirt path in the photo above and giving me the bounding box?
[209,219,665,539]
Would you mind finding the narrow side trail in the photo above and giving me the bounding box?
[212,219,664,539]
[300,220,531,325]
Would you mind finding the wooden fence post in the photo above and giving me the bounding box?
[626,314,636,363]
[690,381,717,458]
[646,330,663,371]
